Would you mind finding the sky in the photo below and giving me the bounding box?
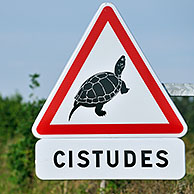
[0,0,194,100]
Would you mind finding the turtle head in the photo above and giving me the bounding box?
[114,55,125,77]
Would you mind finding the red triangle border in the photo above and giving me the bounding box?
[36,6,183,135]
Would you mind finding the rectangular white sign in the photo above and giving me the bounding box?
[35,138,185,180]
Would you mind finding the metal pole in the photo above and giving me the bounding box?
[100,180,106,194]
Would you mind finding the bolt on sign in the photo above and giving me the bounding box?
[32,3,187,180]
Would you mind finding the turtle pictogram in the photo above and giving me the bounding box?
[69,55,129,121]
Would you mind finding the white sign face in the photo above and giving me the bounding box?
[51,23,168,125]
[36,138,185,180]
[32,3,187,138]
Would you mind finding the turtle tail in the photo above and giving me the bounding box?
[68,101,80,121]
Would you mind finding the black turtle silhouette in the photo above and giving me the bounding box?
[68,55,129,121]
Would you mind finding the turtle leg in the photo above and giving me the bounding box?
[95,103,106,117]
[68,101,80,121]
[121,81,129,94]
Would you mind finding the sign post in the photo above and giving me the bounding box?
[32,3,187,180]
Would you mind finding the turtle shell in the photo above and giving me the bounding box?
[75,72,122,104]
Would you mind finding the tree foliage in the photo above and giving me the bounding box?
[173,97,194,132]
[0,74,45,190]
[0,93,23,142]
[7,99,45,186]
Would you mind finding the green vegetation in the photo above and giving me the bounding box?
[0,75,193,193]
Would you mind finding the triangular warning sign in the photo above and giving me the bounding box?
[32,3,187,138]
